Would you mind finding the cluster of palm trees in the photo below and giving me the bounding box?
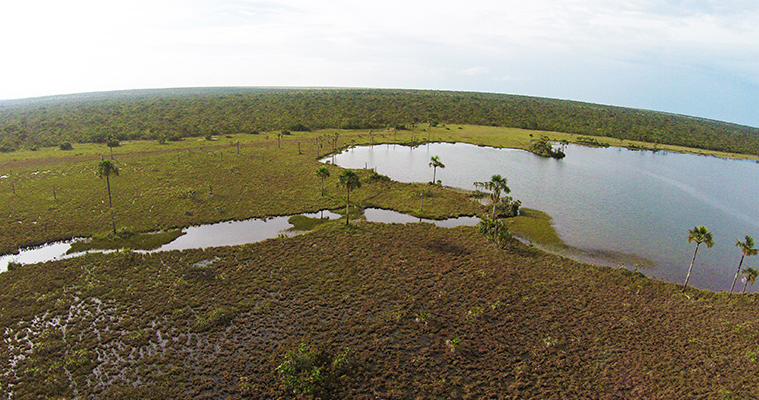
[683,226,759,294]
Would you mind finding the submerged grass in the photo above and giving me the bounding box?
[506,208,565,247]
[287,214,333,231]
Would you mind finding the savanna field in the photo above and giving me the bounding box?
[2,89,759,399]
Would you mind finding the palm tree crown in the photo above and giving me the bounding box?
[96,160,119,234]
[429,155,445,183]
[97,159,119,179]
[682,225,714,292]
[338,170,361,225]
[316,166,330,197]
[730,235,758,294]
[742,267,759,294]
[474,174,510,218]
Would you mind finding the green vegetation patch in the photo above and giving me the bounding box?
[192,306,237,332]
[287,214,332,231]
[505,208,565,247]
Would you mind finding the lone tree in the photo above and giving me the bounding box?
[730,235,757,294]
[337,170,361,226]
[316,166,330,197]
[730,235,758,294]
[429,155,445,184]
[96,160,119,234]
[741,267,759,294]
[474,174,511,219]
[682,225,714,292]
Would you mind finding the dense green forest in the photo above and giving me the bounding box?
[1,87,758,155]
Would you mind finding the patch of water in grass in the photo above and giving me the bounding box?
[1,209,480,272]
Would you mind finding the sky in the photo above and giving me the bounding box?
[1,0,758,127]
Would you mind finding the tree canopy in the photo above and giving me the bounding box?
[2,88,758,155]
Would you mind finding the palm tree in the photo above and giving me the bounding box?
[730,235,758,294]
[96,160,119,234]
[682,225,714,292]
[316,166,330,197]
[337,170,361,226]
[429,155,445,184]
[474,174,510,219]
[741,267,759,294]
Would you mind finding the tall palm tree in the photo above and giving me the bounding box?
[338,170,361,226]
[474,174,510,219]
[316,166,330,197]
[730,235,758,294]
[429,155,445,184]
[96,160,119,234]
[682,225,714,292]
[741,267,759,294]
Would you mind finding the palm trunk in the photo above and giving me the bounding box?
[433,167,437,183]
[730,255,746,294]
[682,244,700,292]
[345,189,350,226]
[106,176,116,234]
[320,178,325,197]
[742,280,749,294]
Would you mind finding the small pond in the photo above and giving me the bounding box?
[0,209,477,272]
[330,142,759,292]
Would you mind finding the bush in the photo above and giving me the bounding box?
[367,171,390,182]
[59,141,73,150]
[192,306,237,332]
[288,123,311,132]
[276,343,350,398]
[116,226,134,238]
[107,139,120,148]
[496,196,521,218]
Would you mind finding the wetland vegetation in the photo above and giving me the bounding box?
[2,88,759,398]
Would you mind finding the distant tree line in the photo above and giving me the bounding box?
[1,88,759,155]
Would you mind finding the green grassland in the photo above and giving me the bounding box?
[0,125,576,255]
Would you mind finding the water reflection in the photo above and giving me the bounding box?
[1,209,478,272]
[330,142,759,292]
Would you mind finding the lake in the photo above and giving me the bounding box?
[330,142,759,292]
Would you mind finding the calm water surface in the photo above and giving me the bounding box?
[0,209,477,272]
[331,143,759,292]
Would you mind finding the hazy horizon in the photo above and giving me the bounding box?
[2,1,757,128]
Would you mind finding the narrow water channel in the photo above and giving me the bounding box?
[0,209,479,273]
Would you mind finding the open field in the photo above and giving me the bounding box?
[0,125,568,255]
[2,222,758,398]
